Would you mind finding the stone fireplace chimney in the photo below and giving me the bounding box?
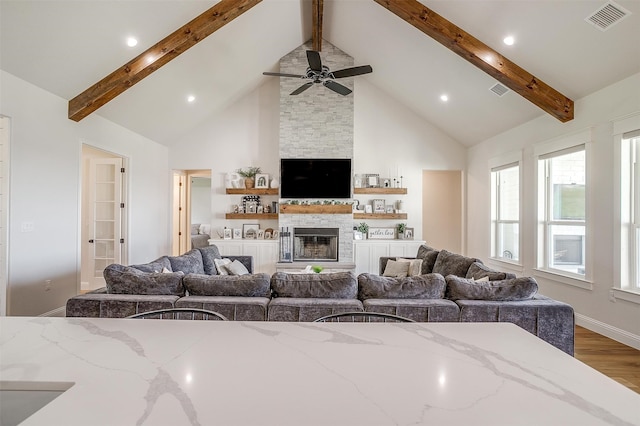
[277,41,355,263]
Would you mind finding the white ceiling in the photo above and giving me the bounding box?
[1,0,639,147]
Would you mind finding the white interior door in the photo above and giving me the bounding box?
[83,157,124,290]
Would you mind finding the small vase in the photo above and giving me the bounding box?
[244,177,255,189]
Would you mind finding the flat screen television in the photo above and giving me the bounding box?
[280,158,352,199]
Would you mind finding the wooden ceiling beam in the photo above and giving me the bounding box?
[312,0,324,52]
[372,0,574,122]
[68,0,262,122]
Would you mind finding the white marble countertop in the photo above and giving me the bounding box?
[1,317,638,426]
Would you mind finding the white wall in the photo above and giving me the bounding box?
[354,79,467,239]
[169,77,467,242]
[467,73,640,347]
[1,71,170,316]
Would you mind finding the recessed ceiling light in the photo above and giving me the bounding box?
[126,37,138,47]
[440,94,449,102]
[187,95,196,103]
[503,36,515,46]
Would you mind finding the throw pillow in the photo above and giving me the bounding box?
[432,250,478,278]
[223,259,249,276]
[445,275,538,301]
[415,245,440,274]
[382,260,410,278]
[358,273,446,299]
[466,261,516,281]
[197,245,223,275]
[190,223,201,235]
[396,258,423,276]
[168,249,205,274]
[214,258,232,275]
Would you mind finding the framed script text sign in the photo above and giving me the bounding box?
[368,227,396,240]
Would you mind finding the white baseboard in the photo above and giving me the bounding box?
[38,306,66,317]
[575,313,640,350]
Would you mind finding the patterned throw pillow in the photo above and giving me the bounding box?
[382,260,410,278]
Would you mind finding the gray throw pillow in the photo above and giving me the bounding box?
[432,250,478,277]
[168,249,205,274]
[465,262,516,281]
[129,256,172,273]
[183,273,270,297]
[358,273,446,300]
[270,272,357,299]
[104,264,185,296]
[445,275,538,301]
[197,245,223,275]
[416,245,439,274]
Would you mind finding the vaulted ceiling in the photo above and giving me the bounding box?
[1,0,639,147]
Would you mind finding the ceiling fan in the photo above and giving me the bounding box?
[263,50,373,96]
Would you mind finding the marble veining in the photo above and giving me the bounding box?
[1,317,638,426]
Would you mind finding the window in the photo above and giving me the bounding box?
[491,163,520,262]
[537,146,586,277]
[620,129,640,294]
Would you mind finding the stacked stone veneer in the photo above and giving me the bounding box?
[278,41,355,263]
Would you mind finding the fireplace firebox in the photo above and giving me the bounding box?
[293,228,339,262]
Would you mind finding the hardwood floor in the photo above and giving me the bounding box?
[574,326,640,394]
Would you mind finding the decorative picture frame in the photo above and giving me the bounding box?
[255,174,269,189]
[246,201,257,214]
[372,199,385,214]
[385,205,394,214]
[367,227,396,240]
[233,228,242,239]
[243,223,259,239]
[404,228,414,240]
[367,175,379,188]
[223,228,232,240]
[257,230,265,239]
[257,205,264,214]
[272,230,279,239]
[364,205,373,214]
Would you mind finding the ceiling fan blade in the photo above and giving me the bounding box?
[330,65,373,79]
[263,72,306,78]
[290,81,314,95]
[306,50,322,72]
[323,80,352,96]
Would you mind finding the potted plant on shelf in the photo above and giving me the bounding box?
[357,222,369,239]
[396,223,406,239]
[236,167,262,189]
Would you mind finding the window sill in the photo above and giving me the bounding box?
[611,288,640,305]
[487,258,524,275]
[532,268,593,290]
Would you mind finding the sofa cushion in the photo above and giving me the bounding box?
[183,273,271,297]
[445,275,538,301]
[363,298,460,322]
[66,293,180,318]
[466,262,516,281]
[197,245,223,275]
[270,272,357,299]
[358,273,446,300]
[382,260,410,278]
[416,245,440,274]
[104,264,185,296]
[129,256,172,273]
[432,250,478,277]
[267,298,363,321]
[177,296,269,321]
[168,249,205,274]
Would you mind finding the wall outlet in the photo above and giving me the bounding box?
[44,279,52,292]
[21,222,35,232]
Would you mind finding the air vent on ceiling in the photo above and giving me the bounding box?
[489,83,510,97]
[585,1,631,31]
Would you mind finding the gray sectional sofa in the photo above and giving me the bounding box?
[66,244,575,355]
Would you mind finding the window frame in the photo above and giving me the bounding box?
[533,130,593,289]
[613,113,640,304]
[490,161,521,264]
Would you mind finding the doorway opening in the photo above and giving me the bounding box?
[172,170,211,255]
[80,145,128,292]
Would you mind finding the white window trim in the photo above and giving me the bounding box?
[489,150,523,266]
[613,112,640,304]
[534,129,593,288]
